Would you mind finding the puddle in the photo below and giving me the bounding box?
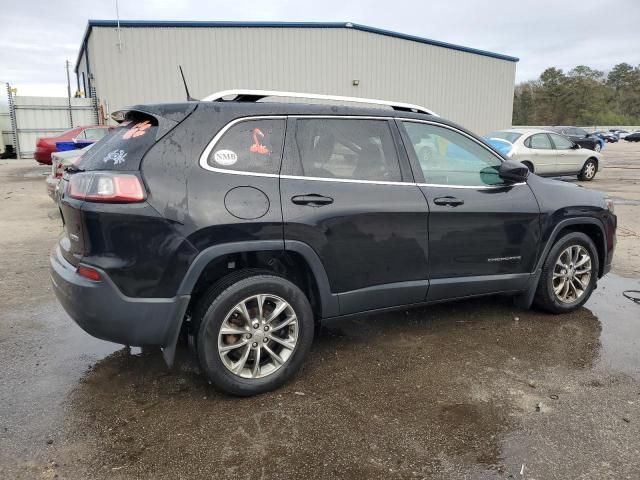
[586,274,640,378]
[2,274,639,479]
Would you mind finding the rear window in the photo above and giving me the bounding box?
[75,113,158,171]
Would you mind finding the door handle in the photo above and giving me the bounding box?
[291,194,334,206]
[433,196,464,207]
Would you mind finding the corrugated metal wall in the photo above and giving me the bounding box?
[12,96,96,158]
[81,26,516,134]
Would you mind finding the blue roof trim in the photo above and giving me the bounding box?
[75,20,519,72]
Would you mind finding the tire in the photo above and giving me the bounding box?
[195,272,314,396]
[533,232,599,314]
[578,158,597,181]
[595,143,602,152]
[521,161,534,173]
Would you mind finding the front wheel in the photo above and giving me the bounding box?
[533,232,599,313]
[195,273,314,396]
[594,143,602,152]
[578,158,597,181]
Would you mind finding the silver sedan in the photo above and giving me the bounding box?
[486,128,604,181]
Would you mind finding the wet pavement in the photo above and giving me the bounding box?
[1,154,640,479]
[1,274,639,479]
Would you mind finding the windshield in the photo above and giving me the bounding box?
[486,131,522,143]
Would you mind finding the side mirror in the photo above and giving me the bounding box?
[499,160,529,184]
[572,143,581,149]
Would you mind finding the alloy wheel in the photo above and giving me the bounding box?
[552,245,592,303]
[584,161,596,179]
[217,294,299,379]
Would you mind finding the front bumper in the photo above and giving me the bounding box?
[50,246,190,347]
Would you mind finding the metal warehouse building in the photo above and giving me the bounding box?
[75,20,518,133]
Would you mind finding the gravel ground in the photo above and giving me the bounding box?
[0,141,639,480]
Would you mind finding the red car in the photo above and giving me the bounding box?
[34,125,112,164]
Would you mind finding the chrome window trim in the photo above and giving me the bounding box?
[199,115,525,190]
[199,115,287,174]
[280,174,409,186]
[417,182,526,190]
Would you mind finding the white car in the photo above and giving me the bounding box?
[486,128,603,181]
[46,144,94,200]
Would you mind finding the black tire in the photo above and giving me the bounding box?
[533,232,599,314]
[578,158,598,181]
[195,272,314,396]
[521,161,534,173]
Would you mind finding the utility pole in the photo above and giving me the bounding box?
[65,59,73,127]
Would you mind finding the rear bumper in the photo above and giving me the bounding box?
[50,246,190,347]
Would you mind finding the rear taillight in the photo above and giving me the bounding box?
[68,172,146,203]
[54,160,65,178]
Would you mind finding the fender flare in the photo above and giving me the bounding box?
[176,240,338,317]
[514,216,607,309]
[163,239,338,366]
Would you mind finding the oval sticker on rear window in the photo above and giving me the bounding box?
[213,149,238,166]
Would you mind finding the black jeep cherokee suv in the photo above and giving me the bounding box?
[50,91,616,396]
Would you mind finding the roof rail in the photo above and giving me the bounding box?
[202,89,438,116]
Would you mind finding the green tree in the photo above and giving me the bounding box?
[512,63,640,126]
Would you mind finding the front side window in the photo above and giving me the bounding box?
[294,119,401,182]
[207,119,285,175]
[549,133,574,150]
[528,133,552,150]
[402,121,503,186]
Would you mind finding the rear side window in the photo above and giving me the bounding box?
[76,114,158,171]
[294,119,401,182]
[207,119,285,175]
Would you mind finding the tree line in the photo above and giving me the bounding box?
[512,63,640,126]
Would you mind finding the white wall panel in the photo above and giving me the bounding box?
[86,26,516,134]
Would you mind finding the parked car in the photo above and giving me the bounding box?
[46,144,94,200]
[610,129,631,139]
[486,128,603,180]
[50,90,616,396]
[592,131,618,143]
[34,125,112,164]
[546,126,604,152]
[625,131,640,142]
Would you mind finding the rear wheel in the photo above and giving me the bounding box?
[594,143,602,152]
[533,232,599,313]
[195,273,314,396]
[578,158,597,181]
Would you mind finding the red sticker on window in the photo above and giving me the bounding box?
[123,120,152,140]
[250,128,270,155]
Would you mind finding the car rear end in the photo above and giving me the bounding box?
[50,105,197,348]
[34,138,56,164]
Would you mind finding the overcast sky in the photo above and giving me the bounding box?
[1,0,639,97]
